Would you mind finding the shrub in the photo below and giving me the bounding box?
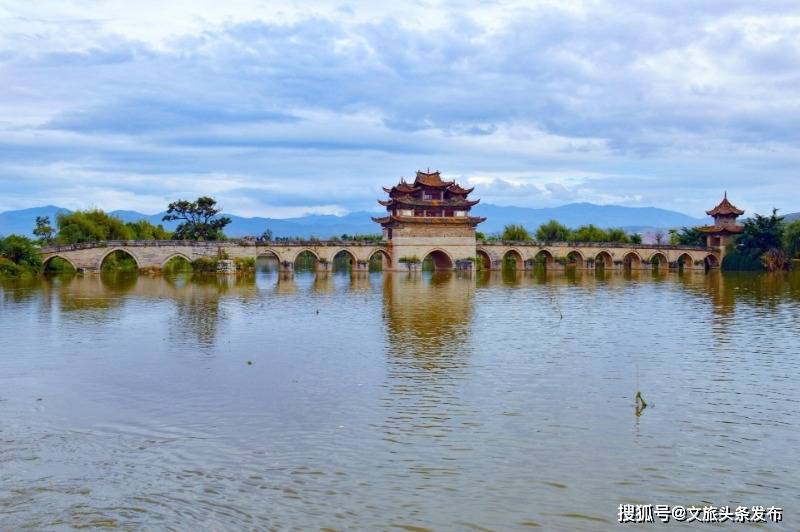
[0,257,24,276]
[234,257,256,271]
[722,250,763,271]
[191,257,218,273]
[0,235,42,274]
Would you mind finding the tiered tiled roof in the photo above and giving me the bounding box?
[697,224,744,234]
[374,169,485,226]
[372,214,486,225]
[378,195,480,208]
[706,192,744,216]
[382,170,474,197]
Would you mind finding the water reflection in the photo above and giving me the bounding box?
[1,269,799,529]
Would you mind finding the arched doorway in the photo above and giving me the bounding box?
[422,250,453,271]
[704,254,720,270]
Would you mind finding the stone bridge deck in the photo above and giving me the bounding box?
[40,239,718,273]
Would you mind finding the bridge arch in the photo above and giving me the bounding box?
[476,248,493,270]
[677,252,694,270]
[257,249,283,263]
[623,251,643,270]
[331,248,358,271]
[98,247,141,270]
[423,249,454,270]
[534,249,555,267]
[704,253,720,269]
[290,248,320,263]
[566,249,585,268]
[161,252,192,268]
[368,249,391,270]
[42,254,77,271]
[595,250,614,269]
[648,251,669,270]
[502,248,524,269]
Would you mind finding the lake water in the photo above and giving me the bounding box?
[1,268,799,530]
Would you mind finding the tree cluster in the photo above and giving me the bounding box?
[487,220,643,244]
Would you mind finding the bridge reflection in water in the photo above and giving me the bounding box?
[1,268,799,529]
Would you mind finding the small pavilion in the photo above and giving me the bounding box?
[698,193,744,257]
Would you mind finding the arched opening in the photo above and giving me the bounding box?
[100,249,139,272]
[162,254,192,273]
[331,249,358,272]
[256,250,281,272]
[623,252,642,270]
[704,254,720,270]
[422,250,453,271]
[43,255,76,274]
[534,250,554,268]
[368,249,391,271]
[255,251,281,289]
[595,251,613,270]
[293,250,319,272]
[566,250,585,269]
[476,249,492,270]
[677,253,694,271]
[502,249,523,270]
[649,252,668,270]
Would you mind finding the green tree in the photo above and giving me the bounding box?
[126,219,172,240]
[737,209,784,256]
[725,209,787,272]
[569,224,608,243]
[163,196,231,241]
[56,210,133,244]
[475,231,487,241]
[605,228,630,243]
[669,226,706,246]
[629,233,643,244]
[783,219,800,258]
[0,235,42,273]
[261,228,274,241]
[535,220,570,241]
[501,224,531,241]
[33,216,55,244]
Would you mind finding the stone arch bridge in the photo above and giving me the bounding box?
[39,239,719,273]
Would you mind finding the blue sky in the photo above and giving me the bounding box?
[1,1,799,218]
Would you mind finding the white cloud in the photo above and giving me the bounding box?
[1,0,799,217]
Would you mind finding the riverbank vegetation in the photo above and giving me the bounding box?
[480,221,643,244]
[723,210,797,272]
[0,235,42,276]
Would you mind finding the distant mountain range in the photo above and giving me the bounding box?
[0,202,719,238]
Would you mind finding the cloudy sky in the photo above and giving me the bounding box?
[1,0,799,218]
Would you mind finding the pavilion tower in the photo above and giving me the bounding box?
[698,192,744,259]
[373,170,485,270]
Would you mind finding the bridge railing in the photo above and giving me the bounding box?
[478,240,711,251]
[40,239,388,253]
